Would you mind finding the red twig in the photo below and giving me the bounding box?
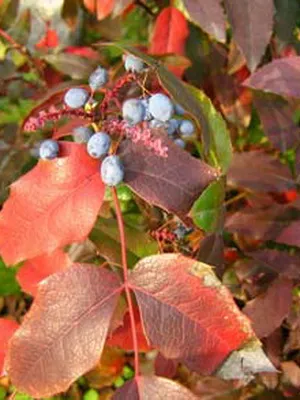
[112,187,140,376]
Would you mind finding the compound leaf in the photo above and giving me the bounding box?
[6,265,122,398]
[0,142,105,265]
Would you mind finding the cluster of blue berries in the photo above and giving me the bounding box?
[39,65,124,187]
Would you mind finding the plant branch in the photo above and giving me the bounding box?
[112,187,140,376]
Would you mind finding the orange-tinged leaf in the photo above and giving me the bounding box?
[107,307,151,352]
[35,28,59,49]
[17,249,71,297]
[0,319,19,376]
[6,265,123,398]
[84,0,115,20]
[150,7,189,56]
[0,142,105,265]
[129,254,255,375]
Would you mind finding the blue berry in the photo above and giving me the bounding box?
[87,132,111,159]
[39,139,59,160]
[167,119,180,136]
[149,93,174,122]
[174,138,185,148]
[124,55,145,73]
[149,119,166,130]
[89,66,108,91]
[64,88,89,109]
[122,99,145,125]
[174,103,185,115]
[180,120,195,137]
[101,155,124,186]
[73,126,93,143]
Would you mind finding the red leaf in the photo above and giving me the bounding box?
[277,221,300,247]
[6,265,122,398]
[243,278,293,338]
[0,142,105,265]
[120,138,218,217]
[52,118,89,140]
[64,46,99,60]
[129,254,255,375]
[84,0,115,20]
[114,376,197,399]
[150,7,189,56]
[107,306,151,352]
[228,151,295,192]
[244,57,300,98]
[224,0,274,71]
[155,353,178,379]
[184,0,226,42]
[17,249,71,297]
[0,319,19,376]
[35,28,59,49]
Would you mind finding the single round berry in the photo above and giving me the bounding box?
[39,139,59,160]
[174,103,185,115]
[101,155,124,187]
[179,120,195,137]
[73,126,93,143]
[122,99,145,125]
[149,93,174,122]
[64,88,89,109]
[167,119,180,136]
[174,138,185,148]
[124,54,145,73]
[87,132,111,159]
[89,66,108,91]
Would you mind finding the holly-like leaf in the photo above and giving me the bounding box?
[0,319,19,376]
[129,254,255,375]
[44,53,97,80]
[17,249,71,297]
[253,92,300,152]
[90,217,158,268]
[0,258,20,296]
[150,7,189,56]
[243,278,293,338]
[0,142,105,265]
[224,0,274,71]
[191,178,225,232]
[120,138,218,217]
[228,151,295,192]
[276,220,300,247]
[6,264,122,398]
[244,57,300,98]
[184,0,226,42]
[114,376,197,399]
[107,306,151,352]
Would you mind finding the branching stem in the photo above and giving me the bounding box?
[112,187,140,376]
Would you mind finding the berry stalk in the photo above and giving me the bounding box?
[111,187,140,376]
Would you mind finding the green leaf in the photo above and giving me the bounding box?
[108,44,232,171]
[89,217,158,268]
[190,178,225,232]
[187,85,232,172]
[44,53,96,80]
[0,258,20,296]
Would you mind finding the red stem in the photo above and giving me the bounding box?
[112,187,140,376]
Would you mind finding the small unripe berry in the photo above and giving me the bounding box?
[149,93,174,122]
[174,138,185,148]
[39,139,59,160]
[89,66,108,91]
[87,132,111,159]
[180,120,195,137]
[64,88,89,109]
[122,99,145,125]
[124,54,145,73]
[101,155,124,187]
[167,119,180,136]
[73,126,93,143]
[174,103,185,115]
